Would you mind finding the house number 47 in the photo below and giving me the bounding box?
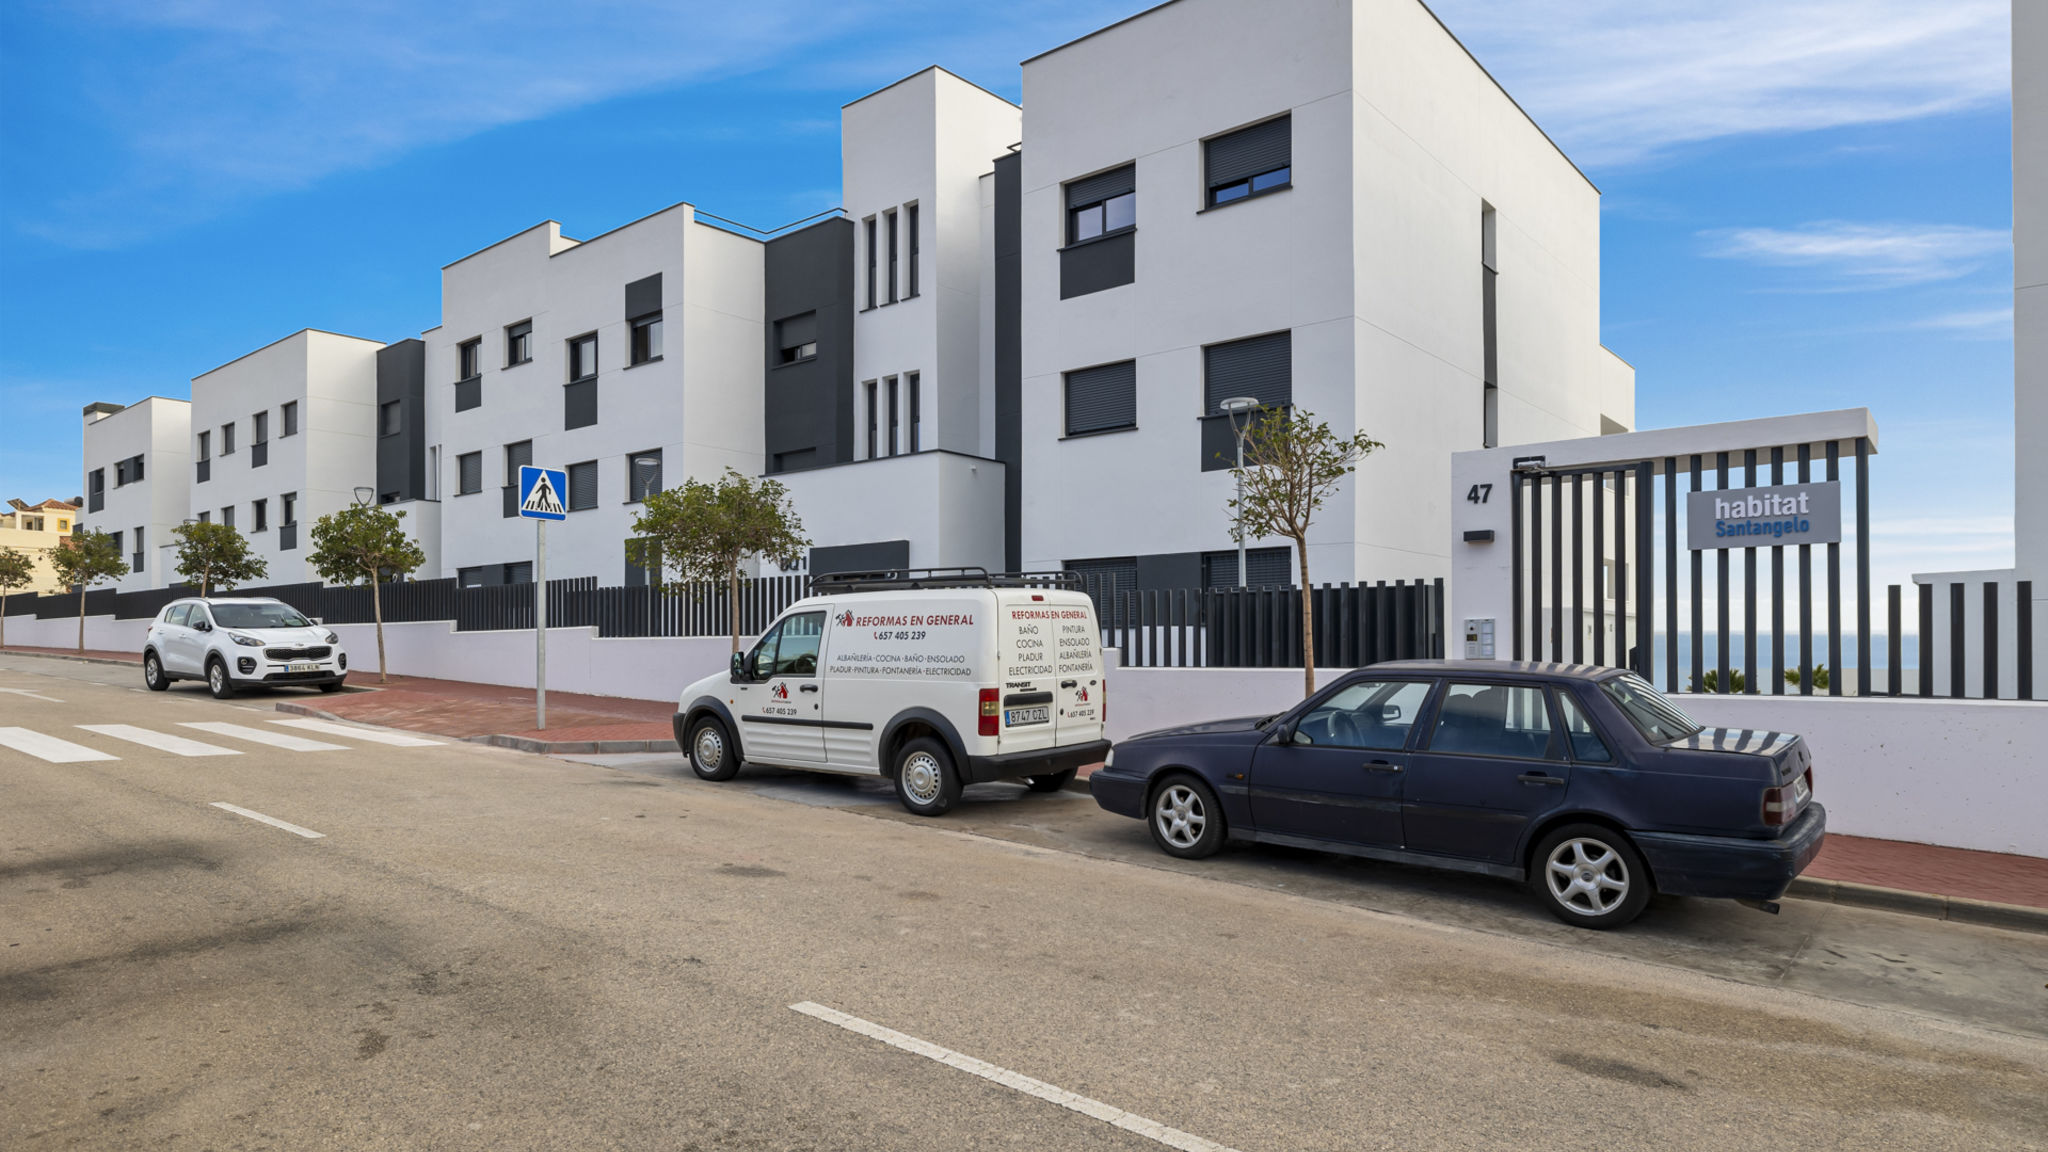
[1466,484,1493,504]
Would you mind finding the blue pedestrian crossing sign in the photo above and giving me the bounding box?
[517,466,568,521]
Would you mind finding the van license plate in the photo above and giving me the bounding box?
[1005,706,1049,727]
[288,662,319,673]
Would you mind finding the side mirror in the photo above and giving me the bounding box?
[1382,704,1403,721]
[730,651,747,681]
[196,619,213,632]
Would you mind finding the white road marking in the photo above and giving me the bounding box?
[271,718,441,746]
[209,802,325,839]
[180,721,347,752]
[0,687,64,703]
[789,1002,1242,1152]
[0,726,118,763]
[77,724,242,757]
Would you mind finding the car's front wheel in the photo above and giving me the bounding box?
[1021,768,1076,793]
[1148,775,1224,859]
[686,715,740,781]
[205,657,236,700]
[1531,824,1652,929]
[142,652,169,692]
[893,738,961,817]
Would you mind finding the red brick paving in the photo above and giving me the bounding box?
[5,644,2044,909]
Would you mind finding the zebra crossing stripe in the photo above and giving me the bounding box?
[77,724,241,757]
[0,726,118,763]
[271,718,442,746]
[179,721,347,752]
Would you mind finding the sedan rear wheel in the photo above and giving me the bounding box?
[1148,775,1223,859]
[1532,823,1651,929]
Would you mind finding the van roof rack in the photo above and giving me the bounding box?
[807,567,1080,594]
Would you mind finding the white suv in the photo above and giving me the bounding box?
[143,597,349,699]
[675,569,1109,816]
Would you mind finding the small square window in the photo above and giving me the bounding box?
[281,401,298,436]
[459,337,482,380]
[253,498,268,532]
[569,333,598,381]
[630,313,662,365]
[506,320,532,366]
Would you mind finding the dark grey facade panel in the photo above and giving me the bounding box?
[1202,546,1290,589]
[1203,330,1291,412]
[1065,163,1136,208]
[625,273,662,319]
[994,151,1023,571]
[564,379,598,429]
[1063,360,1136,435]
[1206,115,1291,187]
[1134,551,1202,592]
[1060,230,1135,299]
[764,217,856,473]
[455,376,482,412]
[375,339,426,502]
[811,539,910,576]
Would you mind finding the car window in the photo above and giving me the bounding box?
[1293,680,1431,750]
[1428,683,1560,761]
[770,612,825,677]
[749,619,785,679]
[189,604,213,628]
[209,603,312,629]
[1600,673,1702,743]
[165,604,190,627]
[1557,691,1613,763]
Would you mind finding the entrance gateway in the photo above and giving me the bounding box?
[1449,409,1878,697]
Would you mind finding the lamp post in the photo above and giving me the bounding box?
[1218,396,1260,587]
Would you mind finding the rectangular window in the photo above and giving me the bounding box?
[253,498,268,532]
[504,440,532,486]
[457,566,486,588]
[1482,203,1499,449]
[380,400,402,437]
[1066,165,1136,244]
[864,380,878,459]
[567,460,598,511]
[1201,330,1292,472]
[906,371,921,452]
[220,505,235,529]
[1202,547,1289,589]
[907,203,920,297]
[222,422,236,454]
[282,492,297,524]
[864,216,877,308]
[886,376,900,457]
[281,401,298,437]
[1205,114,1291,207]
[627,449,662,502]
[776,312,818,364]
[506,320,532,366]
[253,411,268,444]
[197,430,210,460]
[458,451,482,495]
[630,313,663,365]
[1063,360,1137,436]
[87,468,105,513]
[503,561,532,585]
[568,333,598,381]
[111,530,122,558]
[427,446,439,500]
[459,337,482,380]
[885,209,899,303]
[196,510,209,524]
[132,527,145,573]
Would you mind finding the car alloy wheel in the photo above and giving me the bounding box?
[1153,783,1207,850]
[1544,837,1630,917]
[143,654,166,691]
[902,751,943,806]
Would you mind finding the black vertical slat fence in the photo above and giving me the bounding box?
[1093,579,1444,669]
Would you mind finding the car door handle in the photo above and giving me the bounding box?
[1518,772,1564,786]
[798,683,819,693]
[1365,760,1403,774]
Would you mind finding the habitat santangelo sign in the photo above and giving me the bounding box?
[1685,481,1841,549]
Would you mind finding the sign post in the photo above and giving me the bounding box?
[516,466,568,731]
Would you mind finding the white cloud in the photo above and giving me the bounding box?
[1914,306,2014,336]
[1429,0,2010,167]
[1699,221,2010,287]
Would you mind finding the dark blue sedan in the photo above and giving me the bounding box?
[1090,661,1825,928]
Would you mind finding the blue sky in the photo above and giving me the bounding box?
[0,0,2017,592]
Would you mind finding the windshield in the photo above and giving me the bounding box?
[1600,674,1703,743]
[209,603,313,630]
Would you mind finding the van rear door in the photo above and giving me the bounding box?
[996,595,1059,753]
[1048,595,1104,745]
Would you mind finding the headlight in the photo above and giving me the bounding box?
[1103,747,1115,769]
[324,631,339,644]
[230,632,265,647]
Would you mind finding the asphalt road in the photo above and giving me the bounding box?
[4,653,2046,1151]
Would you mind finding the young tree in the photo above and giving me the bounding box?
[47,529,130,651]
[172,520,269,596]
[306,504,426,684]
[0,546,36,649]
[1224,406,1384,697]
[629,468,809,654]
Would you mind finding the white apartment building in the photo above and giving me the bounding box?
[1013,0,1632,592]
[188,329,384,585]
[77,397,191,592]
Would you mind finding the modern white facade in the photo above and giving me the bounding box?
[77,397,191,592]
[1015,0,1631,591]
[187,329,383,585]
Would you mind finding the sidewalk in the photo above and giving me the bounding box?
[2,643,2043,925]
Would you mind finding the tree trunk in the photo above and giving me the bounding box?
[1,590,8,650]
[728,564,741,654]
[1296,536,1315,697]
[77,592,86,652]
[200,572,210,598]
[371,571,388,684]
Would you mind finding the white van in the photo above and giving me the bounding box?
[673,569,1109,816]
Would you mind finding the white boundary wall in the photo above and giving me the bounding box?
[2,614,729,705]
[1104,664,2048,858]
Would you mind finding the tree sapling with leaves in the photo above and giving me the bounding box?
[47,529,130,652]
[306,504,426,684]
[628,468,809,654]
[172,520,269,597]
[0,545,37,649]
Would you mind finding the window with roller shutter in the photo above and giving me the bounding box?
[1204,115,1291,207]
[1063,360,1136,437]
[1202,547,1291,589]
[457,451,482,495]
[1201,331,1291,472]
[567,460,598,511]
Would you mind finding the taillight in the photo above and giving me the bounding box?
[1762,769,1812,827]
[979,688,999,738]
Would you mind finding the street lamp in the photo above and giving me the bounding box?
[353,486,374,507]
[1218,396,1260,588]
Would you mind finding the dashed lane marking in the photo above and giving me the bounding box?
[76,724,241,757]
[789,1002,1242,1152]
[0,726,118,763]
[180,721,348,752]
[271,718,442,746]
[0,687,65,703]
[209,802,325,839]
